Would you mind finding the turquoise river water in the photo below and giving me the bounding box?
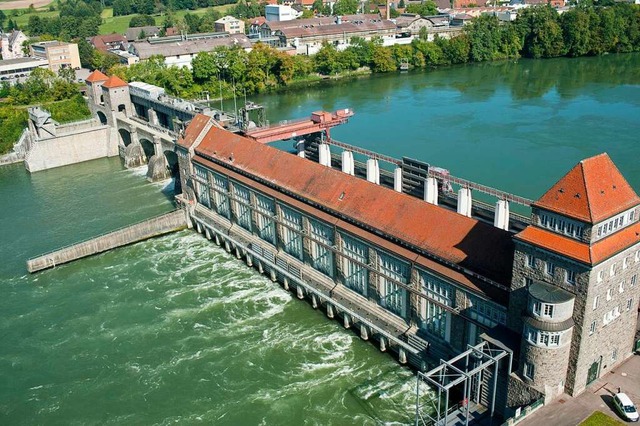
[1,53,639,425]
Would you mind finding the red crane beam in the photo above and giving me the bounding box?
[245,109,354,144]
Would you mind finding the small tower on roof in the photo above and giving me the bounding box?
[85,70,109,107]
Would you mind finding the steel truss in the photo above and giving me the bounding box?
[415,341,512,426]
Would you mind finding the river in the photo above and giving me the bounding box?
[1,53,639,425]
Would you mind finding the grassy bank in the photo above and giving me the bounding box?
[0,95,91,155]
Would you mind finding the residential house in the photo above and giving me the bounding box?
[1,30,28,60]
[214,16,246,34]
[89,34,127,53]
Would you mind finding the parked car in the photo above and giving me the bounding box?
[613,393,639,422]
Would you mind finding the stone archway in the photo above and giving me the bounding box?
[118,128,132,147]
[97,111,108,125]
[164,150,181,194]
[139,138,155,162]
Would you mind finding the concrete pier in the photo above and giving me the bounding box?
[394,167,402,192]
[318,143,331,167]
[366,158,380,184]
[424,177,438,205]
[341,151,355,175]
[27,210,187,273]
[457,187,472,217]
[494,199,510,231]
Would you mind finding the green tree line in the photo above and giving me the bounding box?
[105,4,640,100]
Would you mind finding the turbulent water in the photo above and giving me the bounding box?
[1,54,640,425]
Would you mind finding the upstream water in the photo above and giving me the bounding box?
[1,53,640,425]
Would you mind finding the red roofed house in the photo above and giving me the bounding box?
[174,112,640,420]
[89,34,127,53]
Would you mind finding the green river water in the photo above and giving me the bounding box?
[1,54,639,425]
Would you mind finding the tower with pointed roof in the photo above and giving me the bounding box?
[101,75,133,124]
[509,153,640,399]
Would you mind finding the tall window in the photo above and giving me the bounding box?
[468,297,506,327]
[524,362,535,380]
[543,304,554,317]
[310,219,334,278]
[233,183,252,231]
[565,270,576,284]
[194,166,210,208]
[546,261,555,276]
[526,254,535,268]
[532,301,541,315]
[379,253,409,318]
[280,205,303,260]
[419,271,452,339]
[255,194,276,245]
[212,172,230,218]
[589,321,596,335]
[341,234,368,296]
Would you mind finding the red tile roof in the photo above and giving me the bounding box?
[101,75,128,89]
[178,114,214,149]
[193,154,509,304]
[533,153,640,224]
[182,115,515,289]
[85,70,109,83]
[515,222,640,265]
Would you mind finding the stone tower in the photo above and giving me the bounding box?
[101,75,133,124]
[509,153,640,399]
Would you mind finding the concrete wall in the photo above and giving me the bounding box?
[28,210,187,272]
[25,126,118,172]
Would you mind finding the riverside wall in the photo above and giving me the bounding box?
[25,125,119,173]
[27,210,188,273]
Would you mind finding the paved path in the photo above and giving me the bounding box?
[518,354,640,426]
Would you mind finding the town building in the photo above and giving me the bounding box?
[29,41,81,73]
[125,26,179,42]
[88,34,127,53]
[129,33,253,68]
[1,30,28,60]
[171,109,640,421]
[265,4,303,22]
[277,18,397,54]
[214,16,246,34]
[0,57,49,85]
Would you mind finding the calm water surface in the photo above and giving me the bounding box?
[1,54,639,425]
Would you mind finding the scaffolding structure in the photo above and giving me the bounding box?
[415,341,512,426]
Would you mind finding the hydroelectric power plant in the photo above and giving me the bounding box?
[10,70,640,425]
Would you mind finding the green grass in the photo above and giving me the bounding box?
[579,411,625,426]
[7,3,234,36]
[99,6,234,35]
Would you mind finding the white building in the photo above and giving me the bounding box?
[265,5,303,22]
[1,30,28,60]
[0,57,49,85]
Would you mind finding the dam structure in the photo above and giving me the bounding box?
[174,112,640,424]
[17,72,640,424]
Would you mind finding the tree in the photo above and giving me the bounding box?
[58,66,77,83]
[129,15,156,28]
[192,51,220,82]
[466,14,502,62]
[516,5,566,59]
[113,0,132,15]
[398,0,405,8]
[314,43,343,74]
[370,44,396,72]
[0,10,7,29]
[28,15,45,35]
[332,0,358,15]
[77,38,95,68]
[405,1,437,16]
[561,8,592,57]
